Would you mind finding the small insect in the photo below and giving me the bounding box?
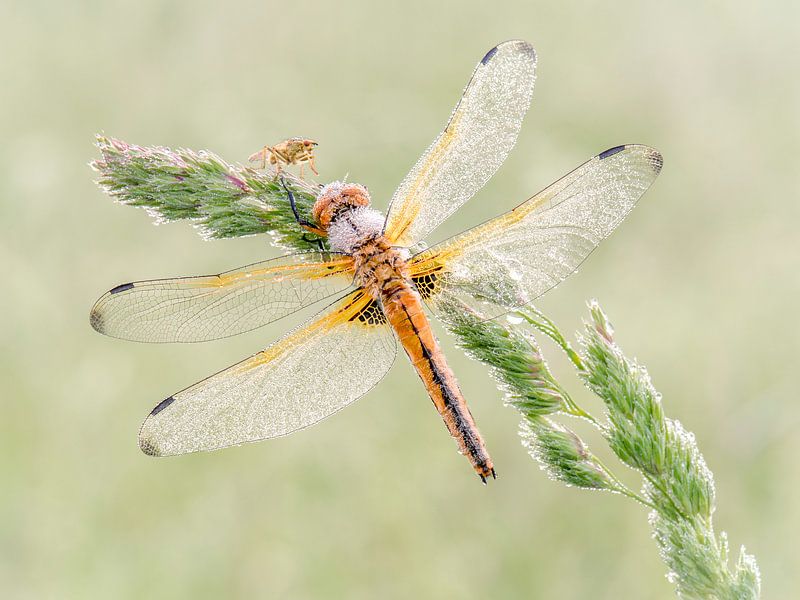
[91,41,662,483]
[248,137,319,179]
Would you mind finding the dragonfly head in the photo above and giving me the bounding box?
[312,181,372,232]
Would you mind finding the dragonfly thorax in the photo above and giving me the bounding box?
[327,205,386,254]
[351,234,409,298]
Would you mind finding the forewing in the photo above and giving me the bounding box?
[138,289,396,456]
[408,145,663,318]
[383,40,537,247]
[90,253,355,343]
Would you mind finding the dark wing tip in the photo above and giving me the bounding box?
[480,46,499,65]
[598,145,627,160]
[646,148,664,173]
[109,282,135,294]
[139,434,162,457]
[139,396,175,456]
[482,40,537,66]
[150,396,176,416]
[598,144,664,174]
[507,39,537,62]
[89,305,105,333]
[90,283,133,334]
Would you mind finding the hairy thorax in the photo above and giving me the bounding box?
[314,182,411,300]
[351,234,410,300]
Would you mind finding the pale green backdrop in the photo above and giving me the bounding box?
[1,1,798,598]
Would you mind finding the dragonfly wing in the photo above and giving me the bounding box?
[408,145,663,318]
[90,252,355,343]
[139,289,396,456]
[383,40,537,248]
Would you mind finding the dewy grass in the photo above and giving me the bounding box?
[92,137,761,599]
[91,135,324,251]
[443,297,761,599]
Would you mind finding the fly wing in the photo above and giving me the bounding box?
[383,40,537,248]
[90,253,355,343]
[408,145,663,318]
[138,289,396,456]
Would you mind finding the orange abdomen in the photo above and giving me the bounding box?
[381,283,495,482]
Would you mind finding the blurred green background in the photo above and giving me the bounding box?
[1,1,798,598]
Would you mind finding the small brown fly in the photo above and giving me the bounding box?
[248,137,319,179]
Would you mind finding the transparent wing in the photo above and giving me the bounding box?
[383,40,537,247]
[408,145,663,318]
[138,289,396,456]
[90,253,355,343]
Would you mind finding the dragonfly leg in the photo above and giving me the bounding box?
[280,176,326,235]
[301,233,327,252]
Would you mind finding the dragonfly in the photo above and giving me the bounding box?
[90,40,662,483]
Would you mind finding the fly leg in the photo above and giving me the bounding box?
[298,148,319,177]
[247,146,269,170]
[308,153,319,176]
[301,233,327,253]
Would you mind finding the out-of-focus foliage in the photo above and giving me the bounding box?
[1,1,797,598]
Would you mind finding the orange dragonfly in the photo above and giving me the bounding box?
[90,40,662,483]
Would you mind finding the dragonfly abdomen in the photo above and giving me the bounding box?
[351,233,494,482]
[381,282,495,482]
